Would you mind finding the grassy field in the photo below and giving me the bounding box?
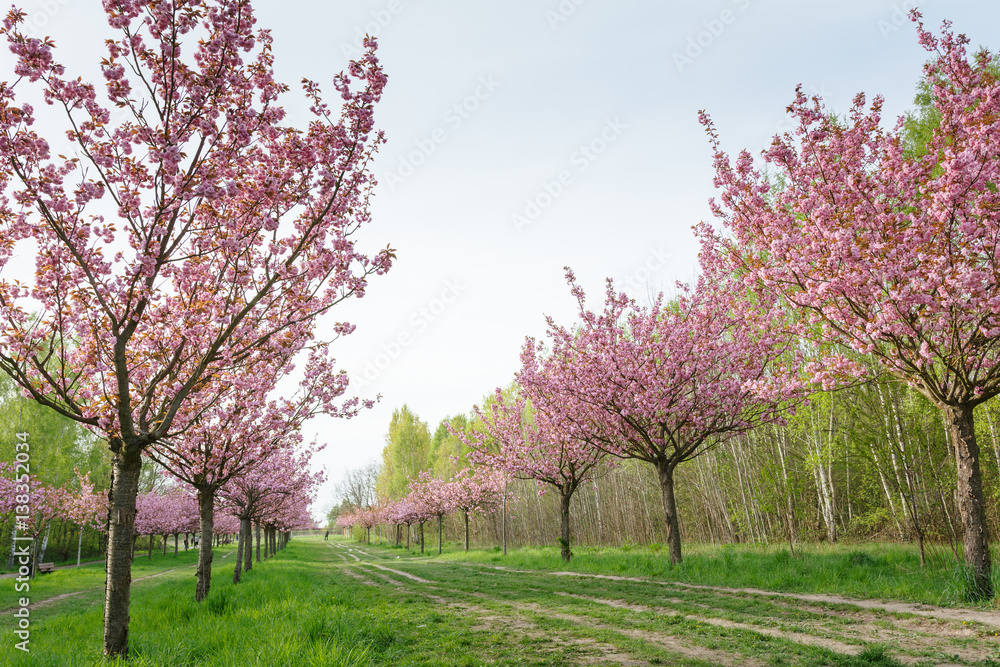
[2,536,999,666]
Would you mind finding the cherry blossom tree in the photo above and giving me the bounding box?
[335,510,356,537]
[699,14,1000,598]
[61,470,107,566]
[11,476,62,576]
[385,499,423,549]
[0,1,390,653]
[523,269,798,565]
[407,471,458,555]
[150,347,354,600]
[454,391,607,562]
[448,466,505,551]
[221,446,322,584]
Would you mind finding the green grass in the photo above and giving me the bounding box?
[3,537,997,666]
[0,543,233,612]
[0,538,572,666]
[434,541,1000,607]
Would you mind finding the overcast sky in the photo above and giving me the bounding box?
[5,0,999,519]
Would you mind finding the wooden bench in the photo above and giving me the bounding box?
[37,562,55,574]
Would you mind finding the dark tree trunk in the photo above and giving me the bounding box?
[406,524,410,550]
[244,518,253,573]
[464,511,469,552]
[943,403,993,599]
[233,521,244,585]
[195,490,215,602]
[438,515,443,555]
[419,522,424,554]
[103,445,143,658]
[559,489,573,562]
[656,461,683,565]
[255,521,261,563]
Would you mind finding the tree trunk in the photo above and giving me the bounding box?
[502,479,508,556]
[656,461,682,565]
[255,521,261,563]
[77,528,84,566]
[233,520,244,585]
[559,489,572,562]
[438,515,443,555]
[942,403,993,600]
[464,511,469,552]
[174,533,178,556]
[37,523,51,570]
[7,527,17,569]
[195,489,215,602]
[419,522,424,554]
[244,518,253,573]
[103,446,143,658]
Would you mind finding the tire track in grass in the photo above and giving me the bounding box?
[671,581,1000,629]
[457,563,992,665]
[338,548,654,666]
[363,562,435,584]
[354,564,405,587]
[352,556,778,666]
[505,598,770,667]
[325,544,349,562]
[449,564,886,664]
[551,591,866,660]
[484,564,1000,628]
[339,566,377,587]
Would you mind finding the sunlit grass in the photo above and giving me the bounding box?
[434,540,1000,607]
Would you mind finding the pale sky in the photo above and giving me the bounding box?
[4,0,999,519]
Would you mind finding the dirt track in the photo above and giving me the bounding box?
[327,542,1000,666]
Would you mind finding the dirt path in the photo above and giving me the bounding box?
[668,581,1000,628]
[488,565,1000,628]
[327,546,1000,666]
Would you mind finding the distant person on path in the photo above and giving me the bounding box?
[324,531,329,541]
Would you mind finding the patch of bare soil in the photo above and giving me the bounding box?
[354,565,405,587]
[352,563,651,666]
[364,562,435,584]
[553,583,997,664]
[482,564,1000,664]
[490,566,1000,628]
[551,592,863,658]
[670,581,1000,629]
[513,599,762,667]
[339,566,376,587]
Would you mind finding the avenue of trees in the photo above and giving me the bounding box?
[1,4,998,662]
[332,13,1000,602]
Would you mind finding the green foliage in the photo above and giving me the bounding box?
[376,405,431,500]
[0,374,109,489]
[428,414,471,479]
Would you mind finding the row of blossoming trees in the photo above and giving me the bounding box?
[348,15,1000,603]
[337,466,506,554]
[1,454,320,575]
[0,0,393,657]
